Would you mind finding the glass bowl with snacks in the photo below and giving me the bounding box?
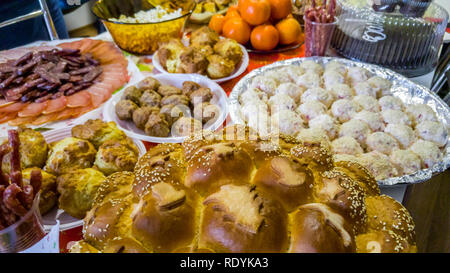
[92,0,196,55]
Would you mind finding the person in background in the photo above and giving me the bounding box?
[0,0,69,50]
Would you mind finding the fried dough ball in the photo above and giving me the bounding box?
[136,76,160,91]
[182,81,201,97]
[331,99,361,123]
[301,87,334,108]
[157,39,184,69]
[297,101,327,122]
[45,137,96,175]
[325,61,347,75]
[328,83,354,100]
[190,26,220,47]
[160,104,190,126]
[115,100,138,120]
[323,70,346,90]
[353,110,385,132]
[94,139,139,176]
[389,149,422,176]
[275,83,304,103]
[271,110,304,136]
[409,140,442,169]
[300,60,324,75]
[132,106,160,130]
[308,114,339,140]
[22,167,57,215]
[206,54,235,79]
[384,124,416,149]
[193,102,221,124]
[251,75,279,95]
[331,136,364,156]
[239,88,268,105]
[122,86,143,104]
[172,117,203,137]
[268,93,296,113]
[352,95,380,113]
[144,113,170,137]
[177,47,208,74]
[57,168,106,219]
[339,119,371,147]
[213,38,243,65]
[415,121,448,147]
[189,87,213,105]
[72,119,127,149]
[157,85,182,97]
[382,109,412,126]
[1,127,48,174]
[140,90,161,107]
[366,132,400,155]
[353,82,377,98]
[191,43,214,58]
[378,96,403,111]
[405,104,438,125]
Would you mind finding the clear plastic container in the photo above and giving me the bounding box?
[0,194,45,253]
[304,16,338,57]
[330,0,449,77]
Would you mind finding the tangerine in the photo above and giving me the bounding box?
[222,17,251,45]
[209,14,226,34]
[267,0,292,21]
[239,0,271,26]
[250,24,279,51]
[276,17,302,45]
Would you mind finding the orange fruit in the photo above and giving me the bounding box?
[275,17,302,45]
[227,4,239,14]
[250,24,279,51]
[239,0,271,26]
[267,0,293,21]
[209,14,226,34]
[222,18,251,45]
[224,10,241,22]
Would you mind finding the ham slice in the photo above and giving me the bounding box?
[42,96,68,114]
[66,91,92,108]
[18,101,49,117]
[31,112,59,125]
[0,102,28,113]
[8,116,35,126]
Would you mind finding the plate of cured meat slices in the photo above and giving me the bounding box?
[0,38,130,127]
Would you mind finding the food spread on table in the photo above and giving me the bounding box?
[0,0,448,254]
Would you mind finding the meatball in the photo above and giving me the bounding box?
[328,84,354,100]
[296,101,327,122]
[323,70,346,90]
[45,137,96,175]
[161,94,190,107]
[366,132,400,155]
[357,151,398,180]
[271,109,304,136]
[132,106,159,130]
[57,168,106,219]
[353,82,377,98]
[160,104,190,126]
[389,150,422,176]
[22,167,57,215]
[409,140,443,169]
[352,95,380,112]
[193,102,221,124]
[213,38,243,65]
[382,109,412,126]
[331,136,364,156]
[251,75,279,95]
[296,72,322,89]
[190,26,220,47]
[122,86,143,104]
[347,66,370,84]
[339,119,371,146]
[1,127,48,174]
[94,139,139,176]
[415,121,447,147]
[71,119,126,149]
[301,87,334,108]
[189,87,213,105]
[157,85,182,97]
[268,93,296,113]
[367,76,392,97]
[299,60,324,75]
[378,96,404,111]
[172,117,203,137]
[308,114,339,140]
[177,47,208,75]
[275,82,304,103]
[144,113,170,137]
[384,124,416,149]
[353,110,385,132]
[405,104,438,125]
[140,90,161,107]
[331,99,361,123]
[136,76,160,91]
[182,81,201,97]
[115,99,138,120]
[206,54,235,79]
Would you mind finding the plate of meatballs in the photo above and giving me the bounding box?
[105,73,229,143]
[229,57,450,185]
[152,26,249,83]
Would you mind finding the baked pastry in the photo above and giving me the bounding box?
[93,138,139,176]
[74,126,417,253]
[72,119,127,149]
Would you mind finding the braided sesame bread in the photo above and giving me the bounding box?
[73,125,417,253]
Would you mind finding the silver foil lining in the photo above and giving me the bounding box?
[228,56,450,186]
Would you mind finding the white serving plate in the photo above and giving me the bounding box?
[41,127,147,231]
[152,43,249,83]
[103,73,229,143]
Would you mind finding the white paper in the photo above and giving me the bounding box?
[20,221,60,253]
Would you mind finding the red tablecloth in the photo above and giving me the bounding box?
[58,44,306,253]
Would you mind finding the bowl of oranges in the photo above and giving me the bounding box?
[208,0,305,53]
